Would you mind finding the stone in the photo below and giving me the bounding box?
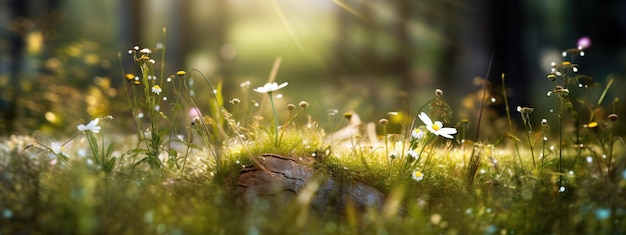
[232,153,386,214]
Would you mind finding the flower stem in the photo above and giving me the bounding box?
[269,92,279,147]
[501,73,526,173]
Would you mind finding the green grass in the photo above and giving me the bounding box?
[1,121,625,234]
[1,37,625,234]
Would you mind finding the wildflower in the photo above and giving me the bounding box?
[287,104,296,111]
[229,98,241,105]
[51,142,67,156]
[577,37,591,50]
[418,112,457,139]
[188,108,201,119]
[254,82,288,147]
[140,48,152,54]
[125,73,135,82]
[151,85,162,95]
[176,70,186,76]
[253,82,288,93]
[586,122,598,129]
[412,170,424,181]
[554,86,569,94]
[343,112,353,120]
[379,118,389,125]
[407,149,419,159]
[191,116,201,126]
[435,88,443,97]
[411,127,425,140]
[608,114,619,122]
[77,118,101,133]
[299,101,309,108]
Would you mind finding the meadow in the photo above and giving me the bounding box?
[1,37,625,235]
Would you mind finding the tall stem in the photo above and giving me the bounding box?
[501,73,525,173]
[269,92,279,147]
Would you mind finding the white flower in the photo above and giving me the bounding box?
[418,112,457,139]
[412,170,424,181]
[77,118,101,133]
[253,82,288,93]
[140,48,152,54]
[407,149,419,159]
[411,127,425,140]
[51,142,67,156]
[151,85,162,95]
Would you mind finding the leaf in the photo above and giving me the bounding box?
[505,132,521,142]
[106,143,114,159]
[85,132,100,160]
[104,157,117,172]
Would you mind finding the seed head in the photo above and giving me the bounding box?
[343,112,353,120]
[547,73,557,81]
[379,118,389,125]
[287,104,296,111]
[229,98,241,105]
[435,89,443,97]
[299,101,309,108]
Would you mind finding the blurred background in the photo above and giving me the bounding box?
[1,0,625,136]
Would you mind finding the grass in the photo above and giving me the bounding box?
[1,38,625,234]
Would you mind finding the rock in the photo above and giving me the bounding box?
[232,153,386,214]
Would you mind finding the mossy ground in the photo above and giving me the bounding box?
[1,126,625,234]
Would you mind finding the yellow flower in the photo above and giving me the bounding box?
[125,73,135,81]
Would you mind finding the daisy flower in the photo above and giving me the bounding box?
[253,82,288,93]
[411,127,426,140]
[407,149,419,159]
[418,112,457,139]
[140,48,152,54]
[51,142,67,156]
[77,118,101,133]
[412,170,425,181]
[151,85,162,95]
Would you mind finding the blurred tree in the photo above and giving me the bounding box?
[0,0,28,133]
